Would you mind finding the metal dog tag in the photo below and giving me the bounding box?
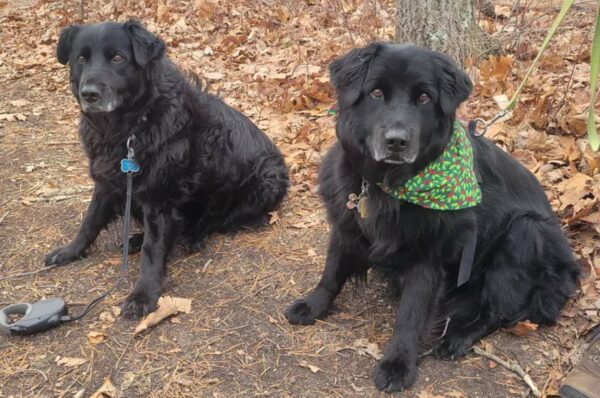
[358,197,368,218]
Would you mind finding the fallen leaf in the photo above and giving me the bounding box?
[417,390,446,398]
[73,388,85,398]
[508,320,539,336]
[204,72,224,81]
[103,258,121,266]
[352,338,383,360]
[121,372,136,390]
[299,361,321,373]
[156,1,171,23]
[556,173,593,211]
[268,211,280,225]
[89,378,117,398]
[290,64,321,78]
[134,296,192,334]
[87,331,106,345]
[56,356,86,367]
[9,99,30,107]
[0,113,27,122]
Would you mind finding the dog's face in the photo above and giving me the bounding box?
[330,43,472,167]
[56,20,165,113]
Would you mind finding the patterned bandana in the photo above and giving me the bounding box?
[378,122,481,210]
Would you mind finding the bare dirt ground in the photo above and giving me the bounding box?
[0,0,599,397]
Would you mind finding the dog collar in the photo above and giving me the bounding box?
[378,122,481,210]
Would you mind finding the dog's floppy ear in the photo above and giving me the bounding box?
[329,43,382,107]
[56,25,81,65]
[124,19,165,68]
[434,53,473,116]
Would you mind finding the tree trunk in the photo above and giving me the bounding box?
[395,0,497,66]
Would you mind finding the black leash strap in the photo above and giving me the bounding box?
[64,170,134,322]
[0,136,139,336]
[457,218,477,287]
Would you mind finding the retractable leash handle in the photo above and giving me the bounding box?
[0,298,68,336]
[0,135,141,337]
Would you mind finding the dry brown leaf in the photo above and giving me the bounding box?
[556,173,593,211]
[299,361,321,373]
[352,338,383,360]
[418,390,447,398]
[204,72,224,81]
[56,356,86,367]
[0,113,26,121]
[134,296,192,334]
[156,1,171,23]
[557,135,581,163]
[581,211,600,225]
[89,378,117,398]
[508,320,539,336]
[9,99,30,107]
[268,211,280,225]
[87,331,106,346]
[193,0,218,20]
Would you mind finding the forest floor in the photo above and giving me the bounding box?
[0,0,599,397]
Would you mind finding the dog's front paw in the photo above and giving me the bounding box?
[285,298,327,325]
[373,355,417,392]
[434,334,472,360]
[44,244,85,266]
[121,290,159,319]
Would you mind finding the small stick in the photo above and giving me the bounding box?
[111,334,133,377]
[0,265,58,281]
[472,346,541,397]
[4,368,48,382]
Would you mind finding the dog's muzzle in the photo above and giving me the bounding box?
[370,128,419,165]
[78,83,120,113]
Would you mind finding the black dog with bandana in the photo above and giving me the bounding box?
[285,43,579,392]
[46,20,289,319]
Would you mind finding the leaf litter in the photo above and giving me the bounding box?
[0,0,597,397]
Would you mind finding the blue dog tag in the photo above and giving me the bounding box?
[120,158,140,173]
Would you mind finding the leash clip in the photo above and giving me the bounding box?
[121,134,140,174]
[0,298,68,336]
[468,108,511,137]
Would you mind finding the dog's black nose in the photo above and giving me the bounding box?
[80,86,101,103]
[384,129,409,152]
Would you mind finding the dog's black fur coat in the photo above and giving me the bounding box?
[285,43,579,392]
[46,20,289,318]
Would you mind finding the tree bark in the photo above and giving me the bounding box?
[395,0,496,66]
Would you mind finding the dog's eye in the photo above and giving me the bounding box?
[417,93,430,104]
[77,55,87,64]
[112,54,124,63]
[370,88,384,100]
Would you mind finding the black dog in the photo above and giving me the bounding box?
[285,43,579,392]
[46,20,289,319]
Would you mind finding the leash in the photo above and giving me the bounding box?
[469,0,577,137]
[457,218,477,287]
[0,136,140,336]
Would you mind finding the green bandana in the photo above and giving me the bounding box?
[378,122,481,210]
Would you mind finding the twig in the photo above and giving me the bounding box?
[0,211,8,225]
[472,346,541,397]
[111,334,133,377]
[0,264,58,281]
[3,368,48,382]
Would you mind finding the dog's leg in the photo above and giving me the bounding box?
[374,262,441,392]
[285,228,368,325]
[121,206,177,319]
[45,184,119,266]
